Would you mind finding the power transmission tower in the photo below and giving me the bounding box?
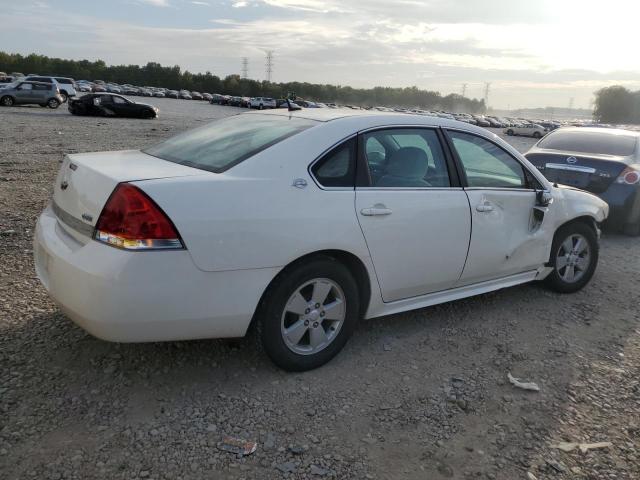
[265,51,274,82]
[241,57,248,79]
[483,82,491,107]
[461,83,467,97]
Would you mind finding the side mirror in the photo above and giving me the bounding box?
[536,189,553,207]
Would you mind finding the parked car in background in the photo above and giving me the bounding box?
[77,83,93,92]
[526,127,640,235]
[166,90,179,99]
[53,77,78,101]
[471,115,491,127]
[202,93,213,101]
[505,123,546,138]
[179,90,192,100]
[68,93,158,118]
[152,90,165,98]
[106,84,122,94]
[250,96,277,109]
[228,96,243,106]
[0,81,63,108]
[191,91,203,100]
[23,76,71,102]
[34,110,608,371]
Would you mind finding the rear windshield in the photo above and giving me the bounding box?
[144,114,317,173]
[538,130,638,156]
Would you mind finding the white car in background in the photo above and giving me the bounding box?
[250,97,277,109]
[34,110,608,371]
[505,122,547,138]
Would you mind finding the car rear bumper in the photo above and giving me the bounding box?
[599,184,640,228]
[34,205,279,342]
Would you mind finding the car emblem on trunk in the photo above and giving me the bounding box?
[566,156,577,164]
[60,181,69,190]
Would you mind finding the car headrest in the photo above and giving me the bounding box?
[385,147,429,179]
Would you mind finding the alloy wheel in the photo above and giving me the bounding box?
[280,278,346,355]
[556,233,591,283]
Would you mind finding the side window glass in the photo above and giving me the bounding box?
[21,83,33,90]
[311,138,356,188]
[362,129,450,188]
[113,96,126,104]
[448,131,526,188]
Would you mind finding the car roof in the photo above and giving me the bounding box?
[551,126,640,137]
[247,107,493,133]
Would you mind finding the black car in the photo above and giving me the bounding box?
[68,93,158,119]
[525,127,640,235]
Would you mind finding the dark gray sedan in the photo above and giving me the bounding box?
[526,127,640,235]
[0,81,63,108]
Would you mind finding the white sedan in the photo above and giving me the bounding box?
[34,109,608,371]
[505,123,547,138]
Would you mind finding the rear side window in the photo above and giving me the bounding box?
[311,138,356,187]
[537,130,638,156]
[55,78,72,84]
[144,114,317,173]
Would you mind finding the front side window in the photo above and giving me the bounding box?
[144,114,318,173]
[311,138,356,187]
[448,131,526,188]
[362,128,451,188]
[113,96,127,104]
[19,83,33,91]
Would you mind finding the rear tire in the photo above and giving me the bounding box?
[47,98,60,109]
[256,257,360,371]
[59,92,68,103]
[533,131,542,139]
[506,129,514,136]
[544,222,598,293]
[1,96,14,107]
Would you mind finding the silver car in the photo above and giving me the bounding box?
[0,81,64,108]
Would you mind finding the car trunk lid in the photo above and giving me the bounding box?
[52,150,207,241]
[525,151,631,193]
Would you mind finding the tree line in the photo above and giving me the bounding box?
[594,86,640,124]
[0,51,486,112]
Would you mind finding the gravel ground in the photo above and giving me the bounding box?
[1,99,639,480]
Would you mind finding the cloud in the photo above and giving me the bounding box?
[138,0,170,6]
[191,1,209,4]
[2,0,640,109]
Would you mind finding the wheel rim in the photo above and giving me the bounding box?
[556,233,591,283]
[280,278,346,356]
[49,99,58,107]
[2,97,12,106]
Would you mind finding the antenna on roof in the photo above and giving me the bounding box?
[286,98,301,112]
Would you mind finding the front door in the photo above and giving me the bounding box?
[445,130,551,285]
[15,83,37,104]
[355,127,471,302]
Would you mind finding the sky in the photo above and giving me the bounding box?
[1,0,639,109]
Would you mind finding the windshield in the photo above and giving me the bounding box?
[144,114,318,173]
[538,130,638,156]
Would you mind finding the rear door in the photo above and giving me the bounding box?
[445,129,551,285]
[354,127,471,302]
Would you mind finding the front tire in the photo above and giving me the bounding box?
[506,129,514,136]
[256,257,360,371]
[544,222,598,293]
[59,92,68,103]
[533,131,542,139]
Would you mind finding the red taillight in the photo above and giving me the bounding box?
[94,183,183,250]
[615,166,640,186]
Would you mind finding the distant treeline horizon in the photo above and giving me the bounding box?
[0,51,486,112]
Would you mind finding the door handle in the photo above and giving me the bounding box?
[476,202,494,213]
[360,205,393,216]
